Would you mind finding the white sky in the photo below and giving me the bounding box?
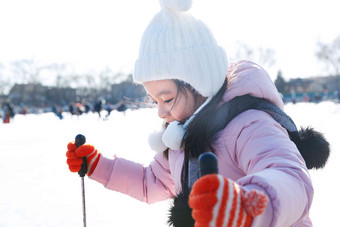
[0,0,339,81]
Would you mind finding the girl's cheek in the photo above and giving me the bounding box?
[175,103,189,121]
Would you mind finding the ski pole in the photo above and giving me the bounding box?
[75,134,87,227]
[198,151,218,177]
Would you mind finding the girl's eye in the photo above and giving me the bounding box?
[164,98,173,104]
[150,98,173,105]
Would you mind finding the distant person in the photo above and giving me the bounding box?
[52,105,63,120]
[303,93,309,102]
[65,1,330,226]
[104,103,113,120]
[20,106,27,115]
[290,90,297,104]
[2,102,15,123]
[322,87,329,101]
[93,100,104,118]
[75,103,84,115]
[116,100,127,115]
[84,102,91,113]
[314,92,322,103]
[68,102,75,115]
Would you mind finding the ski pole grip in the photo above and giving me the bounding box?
[198,152,218,177]
[75,134,87,177]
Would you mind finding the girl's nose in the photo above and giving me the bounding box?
[158,105,169,119]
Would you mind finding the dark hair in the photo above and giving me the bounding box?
[182,79,228,159]
[173,79,200,116]
[163,79,213,159]
[162,78,228,159]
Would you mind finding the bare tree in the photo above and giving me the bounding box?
[316,35,340,75]
[233,42,276,68]
[234,42,254,61]
[10,59,46,84]
[0,63,11,95]
[42,63,70,87]
[98,68,129,91]
[257,47,276,68]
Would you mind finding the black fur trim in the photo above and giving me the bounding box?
[289,127,330,169]
[167,191,194,227]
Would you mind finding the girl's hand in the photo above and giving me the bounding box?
[66,141,101,176]
[189,174,268,227]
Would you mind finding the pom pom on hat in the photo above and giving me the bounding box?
[159,0,192,11]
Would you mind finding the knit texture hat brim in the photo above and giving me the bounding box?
[134,44,228,97]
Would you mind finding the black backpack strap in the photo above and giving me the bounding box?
[219,95,329,170]
[220,95,298,133]
[254,98,298,132]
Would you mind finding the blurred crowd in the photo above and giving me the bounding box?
[1,90,339,124]
[282,89,340,104]
[0,98,152,124]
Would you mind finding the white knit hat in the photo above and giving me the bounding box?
[133,0,228,98]
[134,0,228,152]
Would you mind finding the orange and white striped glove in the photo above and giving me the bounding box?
[66,141,101,176]
[189,174,268,227]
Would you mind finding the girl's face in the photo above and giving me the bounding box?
[143,80,204,123]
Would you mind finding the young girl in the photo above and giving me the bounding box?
[66,0,329,226]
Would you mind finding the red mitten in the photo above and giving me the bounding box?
[189,174,268,227]
[66,141,101,176]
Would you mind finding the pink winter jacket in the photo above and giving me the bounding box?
[90,60,313,227]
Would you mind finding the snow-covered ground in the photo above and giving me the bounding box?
[0,101,339,227]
